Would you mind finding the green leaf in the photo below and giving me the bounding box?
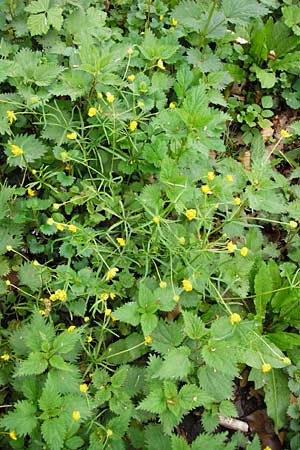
[6,134,48,168]
[219,400,237,417]
[144,424,172,450]
[138,387,166,414]
[154,346,192,380]
[18,261,42,292]
[198,366,234,402]
[141,313,158,337]
[27,12,49,35]
[178,384,214,410]
[182,310,206,340]
[138,282,159,314]
[264,369,290,431]
[53,329,81,355]
[201,410,220,433]
[254,262,273,321]
[222,0,269,25]
[15,352,48,376]
[202,341,239,377]
[0,400,38,436]
[22,312,55,352]
[246,435,261,450]
[253,65,276,88]
[104,333,148,365]
[39,379,63,411]
[191,432,228,450]
[41,417,67,450]
[25,0,49,13]
[48,6,63,31]
[113,302,140,326]
[171,435,190,450]
[49,355,75,371]
[151,319,184,355]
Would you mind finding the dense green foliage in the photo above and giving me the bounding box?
[1,0,300,448]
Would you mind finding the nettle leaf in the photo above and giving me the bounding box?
[25,0,49,14]
[222,0,269,25]
[18,261,42,292]
[23,312,55,352]
[138,387,166,414]
[264,369,290,431]
[49,355,75,372]
[178,384,214,410]
[53,329,81,355]
[202,341,239,377]
[141,312,158,337]
[6,134,48,168]
[15,351,48,376]
[198,366,234,402]
[219,400,237,417]
[138,282,159,314]
[0,400,38,436]
[171,435,190,450]
[182,310,206,340]
[48,6,63,31]
[144,424,172,450]
[151,320,184,355]
[113,302,140,326]
[41,417,67,450]
[154,346,192,380]
[27,12,49,35]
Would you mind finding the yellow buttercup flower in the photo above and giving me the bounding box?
[100,292,109,301]
[47,218,54,226]
[67,325,76,332]
[88,107,97,117]
[1,353,10,361]
[66,132,77,140]
[169,102,176,109]
[289,220,298,229]
[157,59,165,70]
[159,281,167,289]
[9,430,17,441]
[129,120,138,131]
[226,174,234,182]
[80,383,88,393]
[171,18,178,26]
[54,289,67,301]
[182,279,193,292]
[6,110,16,124]
[240,247,248,257]
[227,241,237,253]
[27,188,35,197]
[68,224,77,233]
[152,216,160,224]
[10,144,23,156]
[207,171,215,181]
[201,184,211,195]
[104,308,112,316]
[107,429,113,437]
[128,74,135,82]
[56,223,64,231]
[106,92,115,103]
[105,267,119,281]
[234,197,241,205]
[72,410,81,421]
[185,209,197,221]
[144,335,152,345]
[262,363,272,373]
[87,335,93,343]
[230,313,241,325]
[280,129,292,138]
[116,237,126,247]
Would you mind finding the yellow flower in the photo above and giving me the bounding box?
[66,132,77,140]
[178,236,186,245]
[6,245,13,251]
[159,281,167,289]
[137,100,144,108]
[56,223,64,231]
[10,144,23,156]
[116,237,126,247]
[128,74,135,82]
[54,289,67,301]
[97,92,103,99]
[32,260,40,266]
[144,335,152,345]
[104,308,112,316]
[185,209,197,221]
[201,184,211,195]
[240,247,248,257]
[289,220,298,229]
[129,120,138,131]
[169,102,176,109]
[100,292,109,301]
[53,203,60,210]
[67,325,76,332]
[47,218,54,226]
[60,151,69,159]
[263,447,272,450]
[280,129,292,138]
[32,169,37,175]
[227,241,237,253]
[9,430,17,441]
[88,107,97,117]
[39,309,46,315]
[68,224,77,233]
[152,216,160,224]
[226,174,234,182]
[157,59,165,70]
[84,316,89,323]
[171,18,178,26]
[234,197,241,205]
[173,294,180,302]
[106,92,115,103]
[6,110,16,124]
[87,335,93,343]
[105,267,119,281]
[27,188,35,196]
[230,313,242,325]
[72,410,81,421]
[127,47,133,56]
[281,357,291,365]
[80,383,88,393]
[159,15,164,20]
[111,315,117,322]
[207,171,215,181]
[5,280,11,286]
[109,292,116,299]
[262,363,272,373]
[1,353,10,361]
[182,279,193,292]
[107,429,113,437]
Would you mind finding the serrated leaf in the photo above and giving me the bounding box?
[0,400,38,436]
[104,333,148,365]
[246,435,261,450]
[25,0,49,13]
[160,408,184,435]
[113,302,140,326]
[178,384,214,410]
[222,0,269,25]
[219,399,237,417]
[198,366,234,402]
[15,351,48,376]
[154,346,192,380]
[191,432,228,450]
[141,312,158,337]
[49,355,75,372]
[144,424,172,450]
[202,341,239,377]
[138,387,166,414]
[201,410,220,433]
[151,320,184,355]
[27,12,49,36]
[18,261,42,292]
[171,435,190,450]
[6,134,48,168]
[41,417,66,450]
[53,329,81,355]
[182,310,206,340]
[48,6,63,30]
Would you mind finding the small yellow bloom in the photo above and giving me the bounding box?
[39,309,46,315]
[234,197,241,205]
[27,188,35,196]
[72,410,81,421]
[32,260,40,266]
[182,279,193,292]
[281,357,291,365]
[227,241,237,253]
[127,47,133,56]
[240,247,248,257]
[1,353,10,361]
[54,289,67,301]
[207,171,215,181]
[105,267,119,281]
[111,315,117,322]
[159,281,167,289]
[9,430,17,441]
[10,144,23,156]
[128,74,135,82]
[6,110,16,124]
[262,363,272,373]
[159,15,164,20]
[88,107,97,117]
[106,92,115,103]
[87,335,93,343]
[169,102,176,109]
[32,169,37,175]
[5,279,11,286]
[173,294,180,302]
[178,236,186,245]
[84,316,89,322]
[107,429,113,437]
[171,18,178,26]
[289,220,298,229]
[100,292,109,301]
[105,308,112,316]
[144,335,152,345]
[56,223,64,231]
[201,184,211,195]
[68,224,77,233]
[80,383,88,393]
[109,292,116,300]
[60,151,69,159]
[6,245,13,251]
[53,203,60,210]
[263,447,272,450]
[152,216,160,224]
[66,132,77,140]
[116,237,126,247]
[97,92,103,99]
[67,325,76,332]
[157,59,165,70]
[230,313,242,325]
[214,203,219,209]
[185,209,197,221]
[280,129,292,138]
[129,120,138,131]
[47,218,54,226]
[226,174,234,182]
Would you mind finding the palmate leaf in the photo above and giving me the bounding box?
[0,400,38,436]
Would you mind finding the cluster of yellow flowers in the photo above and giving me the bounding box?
[227,241,248,257]
[105,267,119,281]
[182,279,193,292]
[46,218,77,233]
[50,289,67,302]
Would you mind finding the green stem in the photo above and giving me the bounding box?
[199,0,218,49]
